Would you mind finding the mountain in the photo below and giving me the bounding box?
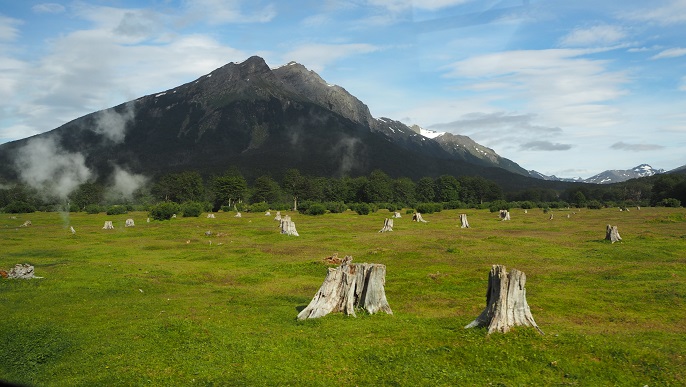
[530,164,665,184]
[0,56,562,192]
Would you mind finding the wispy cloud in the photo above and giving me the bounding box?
[610,141,665,151]
[558,24,627,47]
[31,3,66,14]
[620,0,686,25]
[0,14,22,41]
[282,43,380,72]
[651,47,686,59]
[520,140,573,151]
[183,0,276,25]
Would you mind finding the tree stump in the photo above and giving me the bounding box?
[265,211,271,216]
[412,212,427,223]
[499,210,510,221]
[379,218,393,232]
[125,218,135,227]
[605,224,622,243]
[235,212,242,218]
[274,211,282,221]
[392,212,401,218]
[207,213,216,218]
[103,221,114,229]
[459,213,470,228]
[280,216,299,236]
[297,256,392,320]
[465,265,543,335]
[70,226,76,234]
[7,264,43,279]
[20,220,32,227]
[549,213,554,220]
[524,209,528,214]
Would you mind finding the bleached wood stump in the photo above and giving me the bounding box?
[70,226,76,234]
[280,216,299,236]
[103,221,114,229]
[465,265,543,335]
[499,210,510,221]
[207,213,216,218]
[392,212,401,218]
[459,213,470,228]
[20,220,32,227]
[379,218,393,232]
[412,212,427,223]
[549,213,554,220]
[605,224,622,243]
[125,218,135,227]
[265,211,271,216]
[297,256,392,319]
[274,211,282,221]
[8,264,43,279]
[235,212,242,218]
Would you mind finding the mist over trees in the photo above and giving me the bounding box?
[1,167,684,214]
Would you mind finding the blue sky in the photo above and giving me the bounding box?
[0,0,684,178]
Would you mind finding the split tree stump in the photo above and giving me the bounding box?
[412,212,428,223]
[379,218,393,232]
[103,221,114,229]
[7,264,42,279]
[465,265,543,335]
[605,225,622,243]
[297,256,392,319]
[499,210,510,221]
[280,216,299,236]
[459,213,470,228]
[392,212,401,218]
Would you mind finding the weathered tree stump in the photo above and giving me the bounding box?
[147,217,150,223]
[297,256,392,319]
[524,209,528,214]
[605,224,622,243]
[235,212,242,218]
[20,220,32,227]
[459,213,470,228]
[465,265,543,335]
[103,221,114,229]
[207,213,216,218]
[125,218,135,227]
[70,226,76,234]
[274,211,282,221]
[7,264,43,279]
[280,216,299,236]
[392,212,401,218]
[265,211,271,216]
[499,210,510,221]
[412,212,428,223]
[549,213,554,220]
[379,218,393,232]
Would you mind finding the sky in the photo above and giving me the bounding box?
[0,0,685,179]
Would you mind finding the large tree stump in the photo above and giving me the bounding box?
[605,224,622,243]
[499,210,510,221]
[412,212,428,223]
[103,221,114,229]
[280,216,299,236]
[465,265,543,335]
[125,218,135,227]
[297,256,392,319]
[459,213,470,228]
[379,218,393,232]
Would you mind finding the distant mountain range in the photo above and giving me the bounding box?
[0,56,673,192]
[529,164,666,184]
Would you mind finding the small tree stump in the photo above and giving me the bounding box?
[379,218,393,232]
[392,212,401,218]
[499,210,510,221]
[280,216,299,236]
[207,213,216,218]
[465,265,543,335]
[459,213,470,228]
[605,224,622,243]
[103,221,114,229]
[20,220,32,227]
[524,209,528,214]
[297,256,392,320]
[147,217,150,223]
[7,264,43,279]
[274,211,282,221]
[70,226,76,234]
[125,218,135,227]
[235,212,242,218]
[549,213,554,220]
[412,212,428,223]
[265,211,271,216]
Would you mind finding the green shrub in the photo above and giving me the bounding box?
[416,202,442,214]
[586,200,603,209]
[3,201,36,214]
[325,201,347,213]
[249,202,270,213]
[149,202,181,220]
[85,204,102,214]
[181,202,203,217]
[306,203,327,215]
[488,200,509,213]
[659,198,682,207]
[519,201,535,209]
[106,205,128,215]
[354,203,370,215]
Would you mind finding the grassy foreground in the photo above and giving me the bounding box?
[1,207,685,386]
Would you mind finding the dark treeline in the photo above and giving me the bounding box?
[1,168,684,214]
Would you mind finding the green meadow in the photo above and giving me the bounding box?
[1,207,685,386]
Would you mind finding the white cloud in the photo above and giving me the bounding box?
[610,141,665,151]
[444,48,629,128]
[411,0,472,11]
[651,47,686,59]
[0,14,22,42]
[183,0,276,25]
[621,0,686,25]
[559,24,627,47]
[283,43,380,72]
[32,3,66,14]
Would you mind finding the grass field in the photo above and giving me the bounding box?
[1,207,685,386]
